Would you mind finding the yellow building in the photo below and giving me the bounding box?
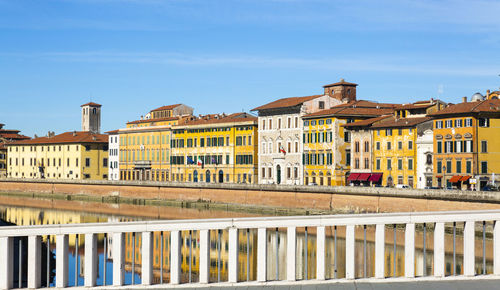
[301,101,394,186]
[6,131,109,180]
[170,113,258,184]
[116,104,193,181]
[429,97,500,189]
[0,123,30,178]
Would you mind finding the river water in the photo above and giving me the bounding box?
[0,197,494,287]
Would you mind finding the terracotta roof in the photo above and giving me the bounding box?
[395,103,434,110]
[81,102,101,107]
[323,79,358,87]
[6,131,108,145]
[304,106,393,118]
[251,95,322,111]
[150,104,181,112]
[334,100,398,109]
[0,133,30,140]
[105,129,120,134]
[127,116,179,125]
[343,115,393,128]
[178,113,257,126]
[370,116,432,129]
[428,99,500,117]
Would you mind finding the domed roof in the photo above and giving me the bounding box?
[471,92,484,101]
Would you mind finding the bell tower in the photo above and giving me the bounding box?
[81,102,101,133]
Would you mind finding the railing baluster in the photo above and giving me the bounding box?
[375,224,385,278]
[363,225,367,278]
[141,232,153,285]
[275,228,279,281]
[483,221,486,275]
[0,237,14,289]
[199,229,210,284]
[423,223,426,276]
[84,233,97,287]
[494,220,500,275]
[228,228,238,283]
[286,226,296,281]
[434,222,445,277]
[170,230,181,285]
[159,232,163,284]
[257,228,267,282]
[55,234,68,288]
[345,225,355,279]
[112,232,124,286]
[28,235,41,289]
[453,222,456,276]
[217,229,221,283]
[316,226,325,280]
[404,223,415,278]
[189,230,193,283]
[334,226,337,279]
[463,221,475,276]
[304,226,308,280]
[47,236,50,288]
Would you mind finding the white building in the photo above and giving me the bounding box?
[416,128,433,188]
[251,79,356,185]
[107,130,120,180]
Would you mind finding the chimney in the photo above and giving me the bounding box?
[487,90,490,98]
[92,136,96,141]
[72,131,77,136]
[462,96,467,103]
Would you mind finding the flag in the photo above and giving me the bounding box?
[197,158,204,169]
[279,145,286,155]
[187,156,195,165]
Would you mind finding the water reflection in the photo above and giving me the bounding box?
[0,205,494,286]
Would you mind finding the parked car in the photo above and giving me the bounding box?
[482,185,499,191]
[395,184,410,189]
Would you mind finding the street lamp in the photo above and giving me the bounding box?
[442,165,446,189]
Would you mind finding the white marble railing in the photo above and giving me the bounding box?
[1,210,500,289]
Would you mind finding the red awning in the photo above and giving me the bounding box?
[347,173,360,181]
[357,173,371,181]
[449,175,462,183]
[436,175,443,178]
[368,173,383,182]
[460,175,471,182]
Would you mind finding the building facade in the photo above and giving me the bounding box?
[251,79,357,185]
[429,95,500,189]
[107,130,120,180]
[416,128,434,189]
[170,113,258,184]
[0,123,30,178]
[81,102,101,133]
[302,102,394,186]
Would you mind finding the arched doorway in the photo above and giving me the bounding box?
[387,176,393,187]
[193,170,198,182]
[276,165,281,184]
[206,170,211,183]
[218,170,224,183]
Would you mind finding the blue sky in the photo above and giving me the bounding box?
[1,0,500,137]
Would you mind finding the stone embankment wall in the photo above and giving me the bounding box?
[0,179,499,213]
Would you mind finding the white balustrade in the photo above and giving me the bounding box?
[0,210,500,289]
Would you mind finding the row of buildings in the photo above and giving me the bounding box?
[3,79,500,190]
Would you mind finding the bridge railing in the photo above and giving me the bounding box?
[1,210,500,289]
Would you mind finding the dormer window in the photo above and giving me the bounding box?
[319,101,325,109]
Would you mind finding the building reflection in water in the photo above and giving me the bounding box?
[0,206,494,285]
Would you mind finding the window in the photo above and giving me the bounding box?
[445,120,453,128]
[455,119,462,127]
[262,119,266,130]
[455,141,462,153]
[465,118,472,127]
[287,117,291,128]
[446,161,452,173]
[355,142,360,153]
[278,118,282,129]
[408,158,413,170]
[481,140,488,153]
[386,129,392,136]
[466,160,472,174]
[269,119,272,129]
[354,158,360,169]
[85,158,90,167]
[398,141,403,150]
[376,159,381,170]
[294,117,298,128]
[398,159,403,170]
[294,167,298,179]
[456,160,462,174]
[408,141,413,150]
[387,142,391,150]
[103,158,108,167]
[426,154,432,165]
[364,158,369,169]
[398,129,402,136]
[387,159,392,170]
[481,161,488,174]
[478,118,490,127]
[344,131,350,142]
[304,120,309,126]
[376,142,380,150]
[465,140,473,153]
[346,151,351,166]
[364,141,369,152]
[319,101,325,109]
[437,161,442,173]
[85,145,91,151]
[261,167,265,178]
[436,121,443,129]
